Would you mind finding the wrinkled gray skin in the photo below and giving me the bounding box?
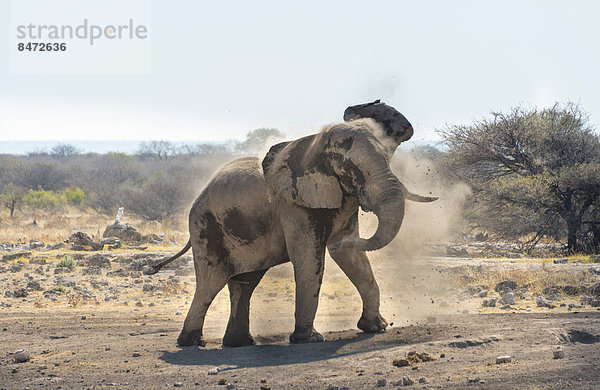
[149,100,438,347]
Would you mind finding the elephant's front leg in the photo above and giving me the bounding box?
[282,208,334,344]
[328,247,388,332]
[223,270,266,347]
[328,212,387,333]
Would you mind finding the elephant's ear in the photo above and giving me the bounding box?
[262,137,343,209]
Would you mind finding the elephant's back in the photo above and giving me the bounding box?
[195,157,270,213]
[189,156,286,271]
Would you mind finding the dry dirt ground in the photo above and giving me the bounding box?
[1,245,600,389]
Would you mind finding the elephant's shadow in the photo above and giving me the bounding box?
[159,330,407,369]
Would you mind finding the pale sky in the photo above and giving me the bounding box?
[1,0,599,148]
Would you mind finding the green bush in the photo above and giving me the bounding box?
[56,256,77,271]
[62,187,86,206]
[23,188,62,209]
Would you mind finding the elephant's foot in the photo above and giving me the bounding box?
[177,329,206,347]
[289,326,324,344]
[223,332,255,348]
[357,313,388,333]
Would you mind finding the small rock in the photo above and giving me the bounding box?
[393,358,410,367]
[105,346,111,351]
[482,297,497,307]
[173,382,183,387]
[30,258,47,265]
[467,377,485,384]
[419,377,427,384]
[29,240,45,249]
[553,348,565,359]
[83,266,101,276]
[48,242,66,250]
[142,284,157,293]
[537,297,555,309]
[402,376,414,386]
[208,367,220,375]
[132,352,141,357]
[553,258,568,264]
[85,254,112,269]
[496,355,512,364]
[226,384,237,390]
[13,288,28,298]
[14,349,31,363]
[563,285,582,296]
[376,378,387,387]
[500,291,515,305]
[218,378,227,385]
[495,280,517,293]
[447,246,468,257]
[3,252,31,261]
[27,280,43,291]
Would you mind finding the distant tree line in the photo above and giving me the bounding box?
[0,128,284,222]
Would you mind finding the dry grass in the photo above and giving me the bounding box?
[454,263,590,293]
[0,207,188,244]
[160,280,188,296]
[67,291,84,308]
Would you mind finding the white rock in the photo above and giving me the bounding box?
[553,348,565,359]
[496,355,512,364]
[14,349,30,363]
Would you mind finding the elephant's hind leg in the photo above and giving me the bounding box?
[223,270,266,347]
[177,263,229,347]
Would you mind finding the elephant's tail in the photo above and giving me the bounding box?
[400,182,439,203]
[142,239,192,275]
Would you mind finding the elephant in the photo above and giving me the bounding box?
[146,100,438,347]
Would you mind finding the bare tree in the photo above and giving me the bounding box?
[441,103,600,253]
[51,143,82,158]
[137,141,176,160]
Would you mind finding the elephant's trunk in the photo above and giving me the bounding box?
[330,170,405,252]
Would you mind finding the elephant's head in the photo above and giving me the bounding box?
[262,102,420,252]
[343,99,414,144]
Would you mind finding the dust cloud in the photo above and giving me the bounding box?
[365,148,471,326]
